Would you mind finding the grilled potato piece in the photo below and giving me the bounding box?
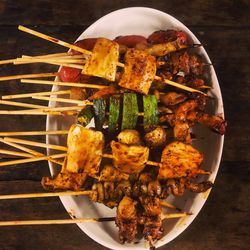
[158,141,203,179]
[82,38,119,81]
[118,48,156,94]
[111,141,149,174]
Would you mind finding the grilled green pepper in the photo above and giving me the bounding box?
[108,95,121,134]
[143,95,159,131]
[121,93,138,130]
[77,106,94,127]
[93,99,107,131]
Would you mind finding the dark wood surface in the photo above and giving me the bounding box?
[0,0,249,249]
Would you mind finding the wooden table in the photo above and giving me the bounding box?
[0,1,249,249]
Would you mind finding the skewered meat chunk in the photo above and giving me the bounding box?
[144,127,167,148]
[99,165,129,182]
[117,129,141,145]
[65,124,104,176]
[187,112,227,135]
[147,30,188,45]
[116,196,138,243]
[111,141,149,174]
[185,180,213,193]
[42,171,88,191]
[146,38,187,57]
[118,48,156,94]
[158,141,204,179]
[82,38,119,81]
[42,125,104,190]
[160,92,187,106]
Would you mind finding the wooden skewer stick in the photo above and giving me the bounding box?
[0,217,115,226]
[18,25,92,56]
[3,137,68,151]
[0,105,84,115]
[18,26,205,95]
[0,212,190,226]
[0,190,93,200]
[22,52,71,59]
[21,79,107,89]
[0,53,70,65]
[0,100,47,109]
[2,90,71,100]
[0,138,63,165]
[0,153,66,167]
[0,149,34,158]
[15,57,86,65]
[0,72,58,82]
[0,137,44,156]
[0,130,69,137]
[161,212,191,220]
[160,201,180,210]
[32,96,90,105]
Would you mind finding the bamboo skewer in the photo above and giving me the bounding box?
[0,100,47,109]
[3,137,68,151]
[2,90,71,100]
[32,96,90,105]
[0,149,34,158]
[18,25,92,56]
[0,105,84,115]
[18,26,205,95]
[161,212,191,220]
[0,190,93,200]
[0,212,190,226]
[0,153,66,167]
[0,138,44,156]
[0,72,58,81]
[0,217,115,226]
[21,79,107,89]
[0,130,69,137]
[0,138,63,165]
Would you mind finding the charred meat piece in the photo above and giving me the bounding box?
[185,180,213,193]
[99,165,129,182]
[165,51,204,76]
[111,141,149,174]
[158,141,204,179]
[42,125,104,190]
[42,171,88,191]
[116,196,138,243]
[160,92,188,106]
[88,85,121,100]
[118,48,156,94]
[148,30,188,45]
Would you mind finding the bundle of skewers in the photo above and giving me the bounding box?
[0,26,226,249]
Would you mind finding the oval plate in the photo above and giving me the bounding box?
[46,7,224,250]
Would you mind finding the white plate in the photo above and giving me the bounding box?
[46,7,224,250]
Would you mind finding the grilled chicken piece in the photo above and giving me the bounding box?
[42,171,88,191]
[116,196,138,243]
[118,48,156,94]
[99,165,129,182]
[88,85,121,100]
[82,38,119,81]
[158,141,204,179]
[111,141,149,174]
[160,92,187,106]
[117,129,141,145]
[145,38,187,57]
[42,125,104,190]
